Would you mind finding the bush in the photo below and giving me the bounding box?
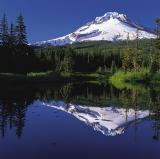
[110,68,150,84]
[27,71,54,77]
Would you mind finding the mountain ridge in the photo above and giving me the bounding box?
[40,100,150,136]
[34,12,156,46]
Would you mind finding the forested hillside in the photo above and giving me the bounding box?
[0,14,160,84]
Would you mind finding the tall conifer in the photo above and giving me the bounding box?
[0,14,9,45]
[16,14,27,45]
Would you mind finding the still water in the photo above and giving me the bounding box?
[0,82,159,159]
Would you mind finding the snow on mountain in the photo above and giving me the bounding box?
[39,100,150,136]
[34,12,156,46]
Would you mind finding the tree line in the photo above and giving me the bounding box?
[122,19,160,74]
[0,14,160,76]
[0,14,27,46]
[0,14,36,73]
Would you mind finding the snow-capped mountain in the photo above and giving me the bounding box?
[39,100,150,136]
[34,12,156,46]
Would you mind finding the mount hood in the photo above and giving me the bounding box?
[35,12,156,46]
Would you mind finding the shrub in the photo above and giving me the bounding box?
[110,68,150,84]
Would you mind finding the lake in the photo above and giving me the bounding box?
[0,82,160,159]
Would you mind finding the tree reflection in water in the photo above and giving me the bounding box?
[0,82,159,139]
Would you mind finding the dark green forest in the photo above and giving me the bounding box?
[0,14,160,83]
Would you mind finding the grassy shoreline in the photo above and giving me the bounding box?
[109,69,160,89]
[0,71,70,84]
[0,71,101,84]
[1,69,160,85]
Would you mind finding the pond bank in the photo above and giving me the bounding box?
[0,72,101,84]
[109,69,160,88]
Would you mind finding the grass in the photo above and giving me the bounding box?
[110,68,149,83]
[0,71,103,84]
[27,71,54,77]
[71,72,111,84]
[1,68,160,85]
[0,71,70,84]
[71,72,100,82]
[109,68,160,89]
[109,68,150,89]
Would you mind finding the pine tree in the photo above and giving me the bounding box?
[122,33,133,71]
[156,18,160,38]
[155,18,160,71]
[54,52,63,73]
[133,29,142,71]
[8,23,17,46]
[16,14,27,45]
[150,18,160,73]
[0,14,9,46]
[62,49,73,76]
[110,60,117,74]
[149,40,157,73]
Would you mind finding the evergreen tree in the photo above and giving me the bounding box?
[8,23,17,46]
[133,29,142,71]
[54,52,63,73]
[156,18,160,39]
[111,60,117,74]
[0,14,9,45]
[62,49,73,75]
[149,40,157,73]
[122,33,133,71]
[150,18,160,73]
[16,14,27,45]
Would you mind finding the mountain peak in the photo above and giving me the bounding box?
[34,12,156,46]
[95,12,127,23]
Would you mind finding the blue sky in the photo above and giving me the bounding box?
[0,0,159,42]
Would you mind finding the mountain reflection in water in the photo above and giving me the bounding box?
[43,101,150,136]
[0,82,159,141]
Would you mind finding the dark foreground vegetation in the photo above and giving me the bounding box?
[0,14,160,84]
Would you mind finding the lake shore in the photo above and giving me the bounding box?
[0,72,101,84]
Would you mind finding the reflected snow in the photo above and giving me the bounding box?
[41,101,150,136]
